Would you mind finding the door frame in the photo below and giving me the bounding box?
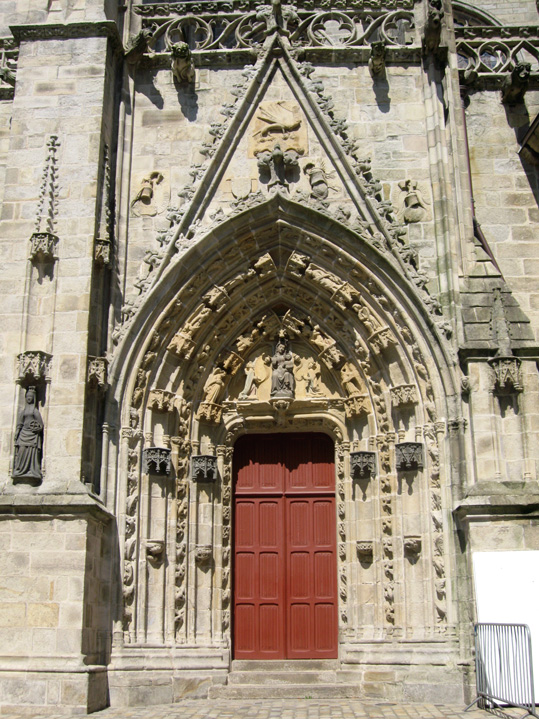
[232,432,339,660]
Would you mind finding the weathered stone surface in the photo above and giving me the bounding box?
[1,0,539,713]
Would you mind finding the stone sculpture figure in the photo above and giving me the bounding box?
[299,358,322,396]
[12,386,44,481]
[270,337,295,398]
[201,366,227,405]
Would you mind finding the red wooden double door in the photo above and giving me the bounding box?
[233,433,338,660]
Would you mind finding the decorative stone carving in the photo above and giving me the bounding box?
[147,389,176,413]
[369,40,386,75]
[195,544,212,565]
[87,356,107,390]
[270,334,295,399]
[17,351,52,385]
[356,541,374,560]
[489,356,523,395]
[191,455,218,482]
[94,238,112,267]
[33,135,60,252]
[404,536,422,556]
[94,143,113,268]
[422,0,443,56]
[143,447,172,475]
[256,144,302,193]
[397,180,430,223]
[251,101,306,156]
[303,162,336,201]
[395,442,424,471]
[29,232,58,263]
[171,42,195,84]
[131,171,165,217]
[350,451,377,479]
[340,361,365,396]
[239,356,270,399]
[501,62,531,105]
[146,540,165,560]
[368,327,396,354]
[390,384,418,407]
[12,386,44,483]
[197,366,228,423]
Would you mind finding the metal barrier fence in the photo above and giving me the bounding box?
[466,623,538,718]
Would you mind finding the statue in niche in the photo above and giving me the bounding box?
[270,335,295,399]
[12,386,44,481]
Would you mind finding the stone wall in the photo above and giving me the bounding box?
[0,501,112,713]
[0,0,538,713]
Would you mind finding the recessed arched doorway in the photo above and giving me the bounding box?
[232,433,338,660]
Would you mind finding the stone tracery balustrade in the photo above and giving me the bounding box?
[133,5,416,60]
[456,26,539,83]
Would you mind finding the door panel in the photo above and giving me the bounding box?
[233,434,337,660]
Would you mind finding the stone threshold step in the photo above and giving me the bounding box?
[228,670,337,685]
[231,659,340,671]
[209,684,362,700]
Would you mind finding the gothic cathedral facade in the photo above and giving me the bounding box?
[1,0,539,713]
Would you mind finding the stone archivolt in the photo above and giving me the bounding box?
[112,203,455,644]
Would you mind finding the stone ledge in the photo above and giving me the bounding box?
[0,491,114,522]
[10,21,122,54]
[455,481,539,519]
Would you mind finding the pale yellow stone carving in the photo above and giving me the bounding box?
[249,101,307,157]
[340,361,366,396]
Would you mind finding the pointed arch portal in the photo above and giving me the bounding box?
[110,194,459,677]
